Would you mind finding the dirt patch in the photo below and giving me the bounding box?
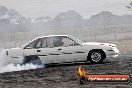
[0,56,131,88]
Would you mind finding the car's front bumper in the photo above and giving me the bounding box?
[104,48,120,58]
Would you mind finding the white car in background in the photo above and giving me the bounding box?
[6,35,119,65]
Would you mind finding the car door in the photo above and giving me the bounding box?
[23,39,39,56]
[53,36,87,63]
[33,37,59,64]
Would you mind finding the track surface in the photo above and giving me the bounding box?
[0,55,132,88]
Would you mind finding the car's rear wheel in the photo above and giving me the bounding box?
[88,50,106,64]
[23,56,42,65]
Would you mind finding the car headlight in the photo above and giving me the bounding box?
[112,48,119,53]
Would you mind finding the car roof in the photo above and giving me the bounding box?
[31,35,70,42]
[37,35,69,39]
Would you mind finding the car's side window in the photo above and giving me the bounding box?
[41,38,48,48]
[34,38,48,48]
[24,39,38,49]
[34,39,42,48]
[46,37,54,48]
[53,36,79,47]
[53,37,64,47]
[24,36,80,49]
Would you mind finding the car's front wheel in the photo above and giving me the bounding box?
[88,50,106,64]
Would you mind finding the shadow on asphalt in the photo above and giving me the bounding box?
[45,61,111,68]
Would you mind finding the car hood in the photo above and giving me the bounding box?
[82,42,116,47]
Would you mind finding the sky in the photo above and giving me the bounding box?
[0,0,131,19]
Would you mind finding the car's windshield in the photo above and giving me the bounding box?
[69,36,84,44]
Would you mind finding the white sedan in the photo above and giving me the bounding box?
[6,35,119,65]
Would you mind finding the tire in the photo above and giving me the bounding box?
[88,50,106,64]
[23,56,42,65]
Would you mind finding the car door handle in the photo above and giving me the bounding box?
[37,50,41,52]
[58,48,62,51]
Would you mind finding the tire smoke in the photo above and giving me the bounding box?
[0,49,44,73]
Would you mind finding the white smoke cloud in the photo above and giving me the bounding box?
[0,63,43,73]
[0,49,44,73]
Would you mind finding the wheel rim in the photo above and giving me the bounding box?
[91,52,101,62]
